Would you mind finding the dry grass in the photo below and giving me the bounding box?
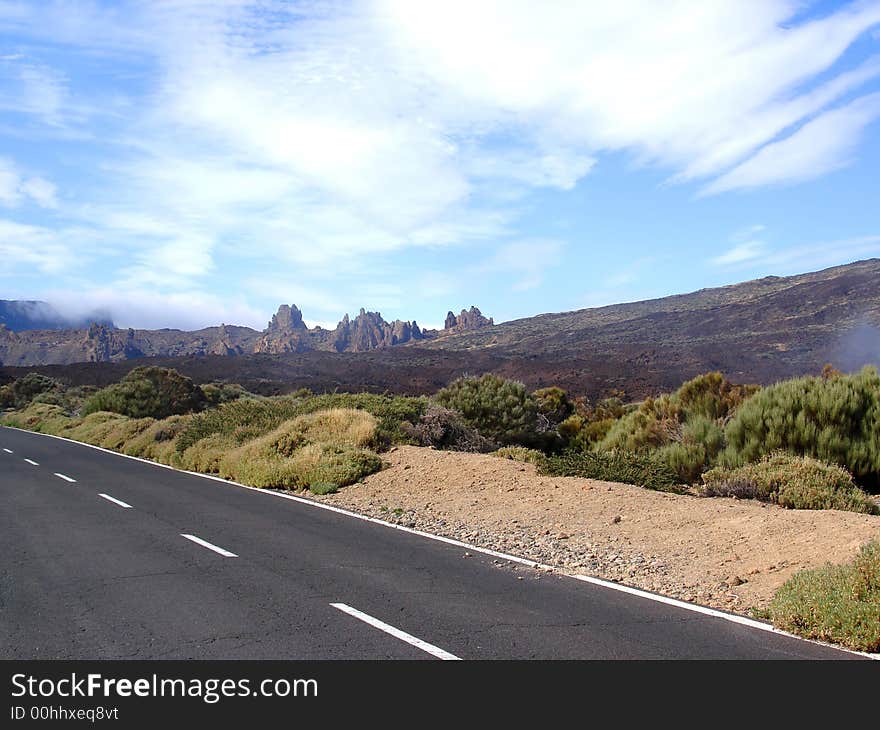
[271,408,379,454]
[122,414,192,464]
[1,403,73,434]
[216,409,383,490]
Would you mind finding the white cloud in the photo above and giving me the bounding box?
[703,93,880,194]
[0,157,57,208]
[0,218,76,274]
[712,241,768,266]
[44,287,268,332]
[1,0,880,324]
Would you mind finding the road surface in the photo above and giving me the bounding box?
[0,426,862,660]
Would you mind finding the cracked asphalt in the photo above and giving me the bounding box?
[0,426,861,659]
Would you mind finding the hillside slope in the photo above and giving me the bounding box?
[3,260,879,399]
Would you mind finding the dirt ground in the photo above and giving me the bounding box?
[310,446,880,614]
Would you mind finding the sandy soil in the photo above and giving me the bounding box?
[310,445,880,614]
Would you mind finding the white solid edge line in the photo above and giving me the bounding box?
[98,493,133,509]
[54,472,76,483]
[331,602,460,660]
[4,426,877,660]
[180,533,238,558]
[23,458,39,465]
[2,448,12,453]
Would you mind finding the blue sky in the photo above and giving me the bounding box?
[1,0,880,331]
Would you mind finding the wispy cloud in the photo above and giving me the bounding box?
[0,157,56,208]
[703,93,880,194]
[1,1,879,325]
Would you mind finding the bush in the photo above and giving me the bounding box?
[675,371,758,421]
[541,450,684,492]
[177,391,425,454]
[200,382,251,406]
[532,387,574,426]
[220,443,382,490]
[5,373,61,409]
[769,540,880,651]
[492,446,547,468]
[400,405,496,452]
[83,367,206,419]
[122,415,192,464]
[216,408,384,490]
[723,367,880,489]
[700,452,878,514]
[599,394,684,452]
[435,374,540,446]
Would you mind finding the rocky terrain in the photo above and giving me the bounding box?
[0,303,494,366]
[3,260,880,399]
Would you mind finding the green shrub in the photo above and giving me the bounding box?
[532,387,574,426]
[541,449,684,492]
[200,382,251,406]
[435,374,539,446]
[83,367,206,419]
[722,367,880,488]
[492,446,547,467]
[6,373,61,409]
[400,405,496,452]
[701,452,878,514]
[599,394,683,452]
[675,371,759,420]
[769,540,880,651]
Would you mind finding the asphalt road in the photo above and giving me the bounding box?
[0,426,863,660]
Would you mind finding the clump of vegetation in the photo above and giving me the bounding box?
[595,372,757,482]
[83,366,206,419]
[541,449,684,492]
[701,452,878,514]
[121,414,192,464]
[283,392,426,446]
[200,381,251,406]
[216,408,384,491]
[492,446,547,468]
[221,442,382,491]
[268,408,379,454]
[1,402,73,433]
[177,391,425,454]
[0,373,62,410]
[435,374,540,446]
[769,540,880,651]
[566,392,632,447]
[722,367,880,489]
[401,405,496,452]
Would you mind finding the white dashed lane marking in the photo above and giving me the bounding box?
[98,493,133,509]
[331,602,461,660]
[180,534,238,558]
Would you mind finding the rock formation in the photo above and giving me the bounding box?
[254,305,312,354]
[330,309,425,352]
[444,306,494,333]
